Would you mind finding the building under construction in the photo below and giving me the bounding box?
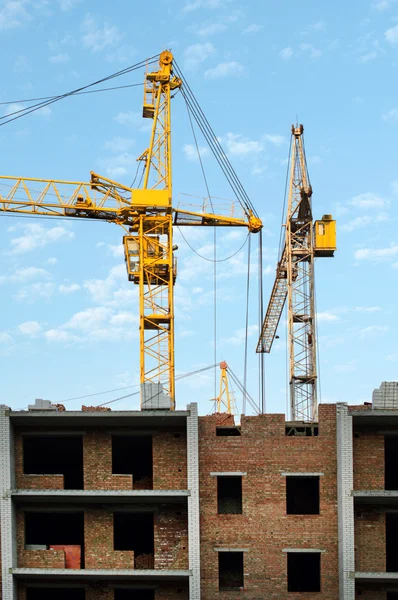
[1,382,398,599]
[0,50,395,599]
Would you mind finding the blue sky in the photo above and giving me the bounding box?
[0,0,397,415]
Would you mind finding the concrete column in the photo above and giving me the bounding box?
[186,403,200,600]
[336,403,355,600]
[0,405,17,600]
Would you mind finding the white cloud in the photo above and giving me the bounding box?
[374,0,395,9]
[81,14,122,53]
[299,43,322,59]
[83,264,132,307]
[280,47,293,60]
[57,0,81,10]
[354,245,398,260]
[104,137,134,153]
[317,311,339,322]
[243,24,262,34]
[0,0,31,31]
[59,283,80,293]
[9,223,74,254]
[14,282,55,301]
[183,144,210,161]
[224,132,263,156]
[109,311,137,326]
[341,213,387,232]
[18,321,42,336]
[183,42,215,69]
[0,332,13,344]
[264,134,285,146]
[360,40,385,62]
[385,24,398,45]
[99,153,137,179]
[220,324,258,347]
[49,52,69,64]
[352,306,381,313]
[310,20,326,32]
[204,61,244,79]
[382,108,398,122]
[182,0,229,12]
[47,257,57,265]
[44,329,77,343]
[0,267,50,284]
[3,102,25,117]
[198,22,227,36]
[350,192,387,208]
[359,325,389,338]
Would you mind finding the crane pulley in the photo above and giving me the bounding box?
[257,125,336,422]
[0,50,262,411]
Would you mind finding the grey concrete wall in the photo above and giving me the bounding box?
[187,402,200,600]
[336,403,355,600]
[0,405,17,600]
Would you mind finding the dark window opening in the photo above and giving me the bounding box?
[114,512,154,569]
[387,594,398,600]
[386,514,398,572]
[219,551,244,591]
[23,435,83,489]
[27,589,85,600]
[285,425,318,436]
[115,591,155,600]
[217,476,242,514]
[216,427,241,437]
[112,436,153,490]
[385,437,398,490]
[25,511,84,568]
[287,552,321,592]
[286,476,320,515]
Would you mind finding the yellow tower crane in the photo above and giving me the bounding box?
[256,125,336,422]
[0,51,262,410]
[213,361,237,416]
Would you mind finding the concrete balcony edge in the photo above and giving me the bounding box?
[11,489,190,504]
[355,572,398,582]
[12,568,191,581]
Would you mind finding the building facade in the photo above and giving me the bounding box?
[1,383,398,599]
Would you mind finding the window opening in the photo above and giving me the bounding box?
[23,435,83,489]
[219,551,244,591]
[286,476,320,515]
[114,591,155,600]
[27,589,85,600]
[287,552,321,592]
[114,512,154,569]
[386,514,398,572]
[24,511,84,568]
[216,427,241,436]
[385,436,398,490]
[112,435,153,490]
[217,476,242,514]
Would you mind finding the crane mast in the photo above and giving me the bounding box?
[257,125,336,422]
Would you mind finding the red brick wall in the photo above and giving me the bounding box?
[153,431,187,490]
[84,509,134,569]
[198,404,338,599]
[353,432,385,490]
[154,509,188,569]
[83,431,133,491]
[355,512,386,571]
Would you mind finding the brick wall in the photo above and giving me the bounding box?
[16,509,66,568]
[154,508,188,569]
[355,512,386,572]
[83,431,133,491]
[84,509,134,569]
[198,404,339,599]
[14,432,65,489]
[353,432,385,490]
[153,431,187,490]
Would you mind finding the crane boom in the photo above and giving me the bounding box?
[257,125,336,422]
[0,50,262,411]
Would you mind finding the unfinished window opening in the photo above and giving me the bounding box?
[386,514,398,572]
[25,511,84,568]
[23,435,83,489]
[216,427,241,437]
[218,551,244,591]
[285,424,318,436]
[112,435,153,490]
[287,552,321,592]
[217,476,242,514]
[115,591,154,600]
[114,512,154,569]
[387,594,398,600]
[286,476,319,515]
[385,436,398,490]
[27,589,85,600]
